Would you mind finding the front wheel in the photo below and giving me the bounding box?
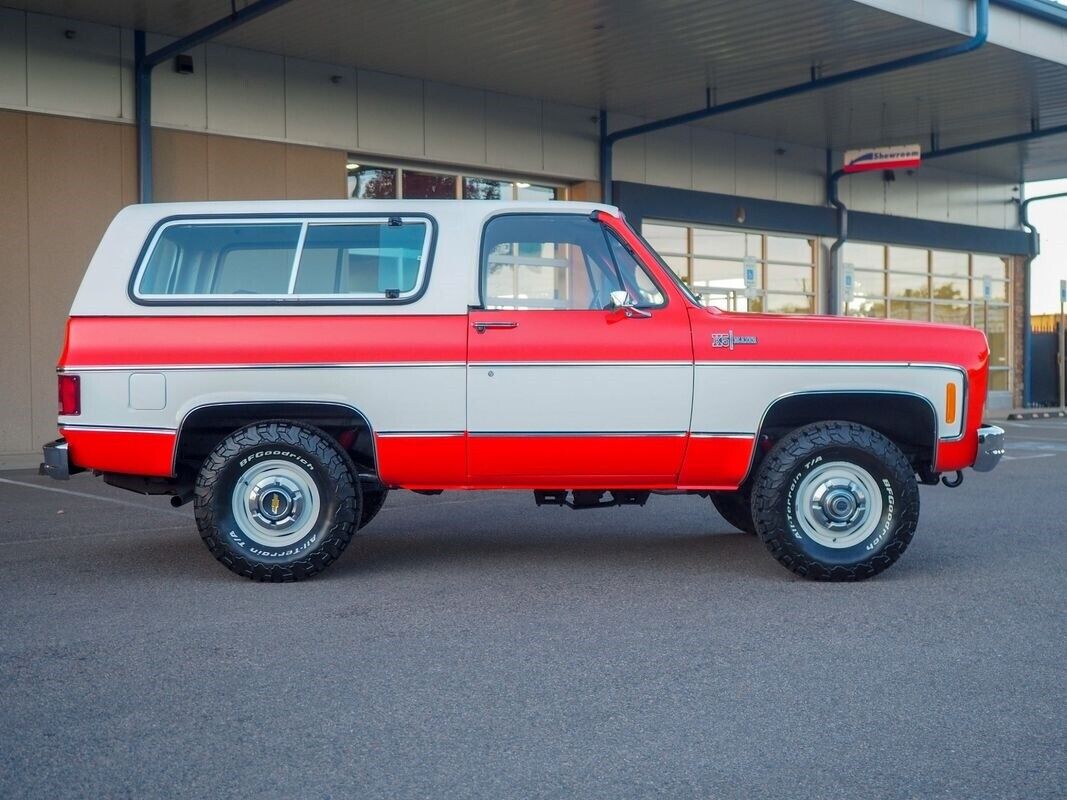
[194,421,361,581]
[751,421,919,581]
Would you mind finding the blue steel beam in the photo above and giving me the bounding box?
[135,0,295,202]
[600,0,990,203]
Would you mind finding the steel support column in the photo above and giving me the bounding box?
[134,0,294,202]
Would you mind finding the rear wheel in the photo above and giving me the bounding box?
[751,421,918,581]
[194,421,360,581]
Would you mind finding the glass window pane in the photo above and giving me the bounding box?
[139,223,301,296]
[973,254,1009,280]
[972,278,1008,302]
[766,263,815,294]
[931,250,969,277]
[989,369,1009,391]
[605,233,664,307]
[889,246,928,273]
[765,293,814,314]
[889,300,930,321]
[853,269,886,297]
[932,303,970,325]
[693,228,757,259]
[464,177,514,200]
[294,222,427,295]
[847,298,887,318]
[975,305,1009,368]
[842,242,885,270]
[642,223,687,255]
[481,214,619,310]
[692,258,757,292]
[932,276,968,301]
[766,236,812,264]
[662,255,689,281]
[516,183,557,201]
[889,271,929,299]
[348,167,397,199]
[402,170,456,199]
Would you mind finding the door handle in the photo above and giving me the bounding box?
[472,321,518,333]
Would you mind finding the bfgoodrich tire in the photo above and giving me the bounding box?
[751,421,919,581]
[194,421,360,582]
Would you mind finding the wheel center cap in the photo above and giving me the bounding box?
[259,489,292,521]
[810,478,867,530]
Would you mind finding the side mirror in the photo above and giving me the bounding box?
[609,290,652,318]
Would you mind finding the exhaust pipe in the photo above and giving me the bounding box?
[170,491,194,508]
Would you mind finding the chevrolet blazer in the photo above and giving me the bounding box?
[40,200,1004,581]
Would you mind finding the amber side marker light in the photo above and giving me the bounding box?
[945,382,957,425]
[58,374,80,416]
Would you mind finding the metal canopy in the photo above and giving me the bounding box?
[13,0,1067,181]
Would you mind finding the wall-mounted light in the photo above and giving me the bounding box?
[346,163,360,171]
[882,169,896,182]
[735,206,746,224]
[64,29,76,39]
[516,182,531,189]
[174,54,194,75]
[330,75,343,84]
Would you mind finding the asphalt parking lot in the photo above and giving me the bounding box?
[1,419,1065,799]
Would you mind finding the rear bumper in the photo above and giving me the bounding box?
[973,424,1005,473]
[39,438,83,481]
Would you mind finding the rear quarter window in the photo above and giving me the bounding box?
[132,216,433,304]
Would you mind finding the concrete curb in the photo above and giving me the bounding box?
[1006,409,1067,420]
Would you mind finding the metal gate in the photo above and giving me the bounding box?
[1030,324,1061,407]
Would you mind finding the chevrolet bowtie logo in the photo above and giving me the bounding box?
[712,330,758,350]
[270,494,281,514]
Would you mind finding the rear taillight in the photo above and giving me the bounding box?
[58,374,80,416]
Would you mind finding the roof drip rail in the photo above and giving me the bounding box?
[134,0,295,203]
[1020,190,1067,407]
[599,0,990,204]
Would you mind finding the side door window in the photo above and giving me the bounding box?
[481,214,663,311]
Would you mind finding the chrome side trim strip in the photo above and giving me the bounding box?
[465,431,688,438]
[64,362,467,372]
[59,424,177,434]
[376,431,465,438]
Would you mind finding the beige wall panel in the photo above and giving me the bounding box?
[120,122,138,206]
[845,170,885,214]
[486,93,542,173]
[646,126,692,190]
[285,144,345,199]
[207,135,286,200]
[424,82,487,166]
[0,9,28,108]
[691,128,736,195]
[148,34,208,130]
[916,167,951,222]
[734,135,776,200]
[883,167,919,218]
[27,114,129,447]
[946,170,979,227]
[26,13,122,119]
[542,102,597,180]
[205,44,285,140]
[357,70,424,158]
[0,111,33,455]
[775,143,822,206]
[285,58,357,149]
[568,181,602,203]
[153,128,209,201]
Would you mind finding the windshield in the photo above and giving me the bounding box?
[629,226,705,307]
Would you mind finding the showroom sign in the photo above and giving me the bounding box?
[843,144,922,173]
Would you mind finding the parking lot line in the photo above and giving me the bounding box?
[0,476,189,518]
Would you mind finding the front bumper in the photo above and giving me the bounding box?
[39,438,82,481]
[973,424,1005,473]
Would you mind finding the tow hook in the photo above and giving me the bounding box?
[941,471,964,488]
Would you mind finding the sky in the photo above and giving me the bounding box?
[1026,178,1067,314]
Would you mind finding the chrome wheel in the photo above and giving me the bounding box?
[793,460,883,549]
[230,459,321,548]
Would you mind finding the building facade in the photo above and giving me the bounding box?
[2,0,1066,464]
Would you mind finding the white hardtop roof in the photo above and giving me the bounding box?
[118,199,620,221]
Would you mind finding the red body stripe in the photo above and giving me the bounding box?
[677,436,756,489]
[375,435,467,488]
[60,315,469,367]
[63,428,176,477]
